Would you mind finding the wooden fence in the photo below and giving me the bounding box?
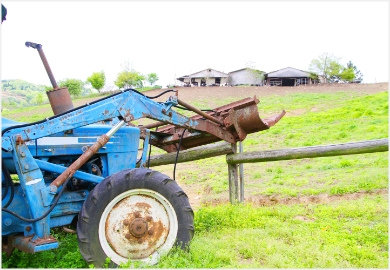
[148,138,388,204]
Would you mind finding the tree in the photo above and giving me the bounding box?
[35,92,44,105]
[146,73,159,86]
[87,71,106,93]
[114,70,145,89]
[328,60,344,82]
[309,52,341,83]
[346,61,363,83]
[58,78,84,97]
[340,67,355,82]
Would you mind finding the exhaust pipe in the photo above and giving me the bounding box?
[25,41,74,115]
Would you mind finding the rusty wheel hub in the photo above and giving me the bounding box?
[129,217,148,238]
[99,189,178,265]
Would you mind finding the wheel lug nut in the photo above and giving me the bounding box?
[138,238,143,244]
[125,233,131,239]
[123,220,129,226]
[134,212,140,218]
[146,216,152,221]
[148,230,153,235]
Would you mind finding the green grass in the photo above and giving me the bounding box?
[139,195,388,268]
[3,195,387,268]
[1,229,87,268]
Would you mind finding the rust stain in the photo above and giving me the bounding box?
[135,202,151,210]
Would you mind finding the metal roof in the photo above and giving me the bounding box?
[228,68,247,74]
[178,68,229,79]
[264,67,310,78]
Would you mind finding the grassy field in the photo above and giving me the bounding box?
[1,85,388,268]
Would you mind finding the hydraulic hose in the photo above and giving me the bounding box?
[2,176,71,222]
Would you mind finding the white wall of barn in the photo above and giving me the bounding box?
[220,77,228,85]
[206,78,214,85]
[230,69,263,85]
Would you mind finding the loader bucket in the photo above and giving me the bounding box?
[148,97,285,152]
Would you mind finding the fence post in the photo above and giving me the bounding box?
[228,143,239,204]
[239,141,244,203]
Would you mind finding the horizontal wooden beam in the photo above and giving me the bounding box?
[226,139,388,165]
[147,142,235,167]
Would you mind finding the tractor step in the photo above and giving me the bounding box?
[2,235,58,257]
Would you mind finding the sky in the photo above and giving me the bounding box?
[1,0,389,90]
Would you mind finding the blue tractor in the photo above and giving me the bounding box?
[1,42,284,267]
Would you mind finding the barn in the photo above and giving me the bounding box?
[228,68,264,86]
[264,67,313,86]
[177,68,229,87]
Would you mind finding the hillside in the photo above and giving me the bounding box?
[2,82,387,122]
[1,82,388,268]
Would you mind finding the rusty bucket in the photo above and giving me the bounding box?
[46,87,74,115]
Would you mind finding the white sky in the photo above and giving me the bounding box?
[1,0,389,89]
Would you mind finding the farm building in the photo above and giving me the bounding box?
[228,68,265,86]
[177,68,229,87]
[264,67,313,86]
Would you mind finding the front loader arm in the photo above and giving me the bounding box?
[2,89,284,152]
[2,90,228,149]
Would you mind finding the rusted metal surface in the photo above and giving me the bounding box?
[263,110,286,127]
[146,97,284,152]
[50,134,109,188]
[15,135,23,145]
[141,121,166,129]
[105,194,171,260]
[46,87,74,115]
[3,235,57,255]
[177,98,224,126]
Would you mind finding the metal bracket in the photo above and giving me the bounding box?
[140,129,151,168]
[2,136,13,152]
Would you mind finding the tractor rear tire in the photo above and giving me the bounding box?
[77,168,194,268]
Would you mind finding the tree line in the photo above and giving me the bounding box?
[1,67,160,109]
[60,69,160,97]
[308,52,363,83]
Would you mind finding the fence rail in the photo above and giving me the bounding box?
[226,139,388,164]
[147,138,388,204]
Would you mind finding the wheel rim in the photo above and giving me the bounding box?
[99,188,178,265]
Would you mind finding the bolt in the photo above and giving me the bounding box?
[4,219,12,226]
[148,230,154,235]
[146,216,152,222]
[138,238,143,244]
[134,212,141,218]
[123,220,129,226]
[125,233,131,239]
[24,164,29,170]
[20,151,26,157]
[162,109,166,114]
[168,112,173,117]
[26,226,32,232]
[5,138,8,141]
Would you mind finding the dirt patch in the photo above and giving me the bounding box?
[147,82,388,103]
[196,189,388,209]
